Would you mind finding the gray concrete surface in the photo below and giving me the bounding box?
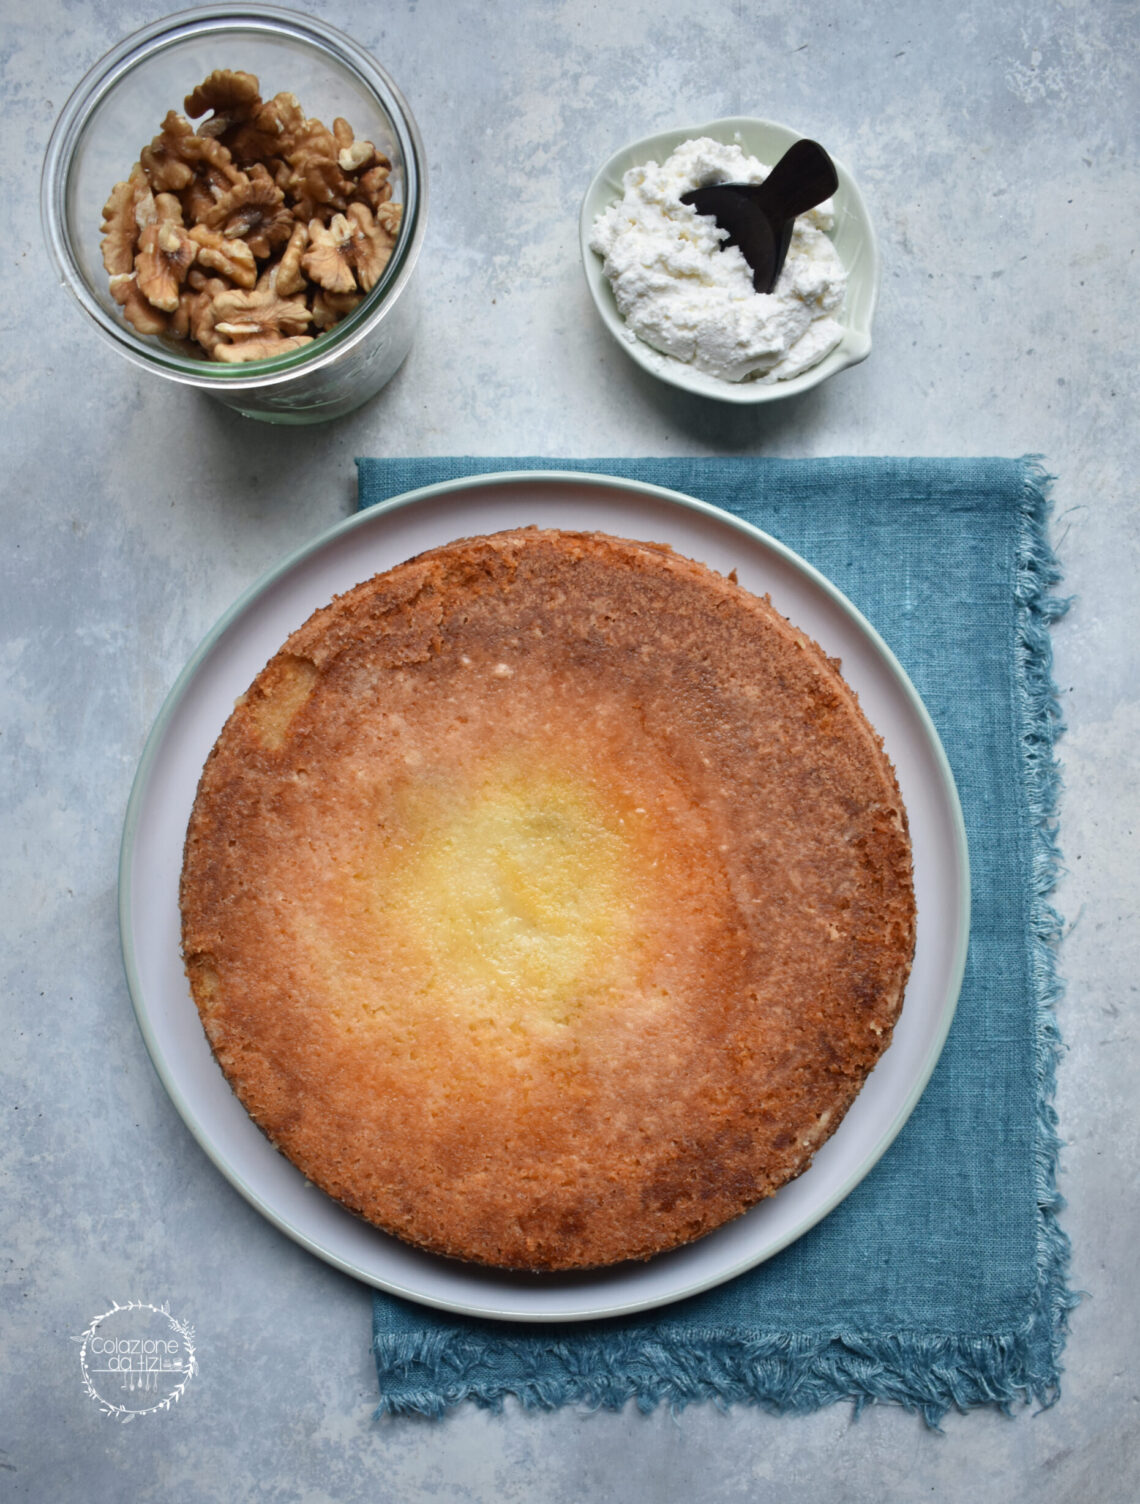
[3,1,1137,1499]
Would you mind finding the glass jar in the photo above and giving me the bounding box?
[41,4,427,424]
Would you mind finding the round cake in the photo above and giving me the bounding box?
[180,528,916,1270]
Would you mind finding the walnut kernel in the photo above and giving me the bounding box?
[203,164,293,258]
[139,112,197,192]
[135,221,197,311]
[100,166,150,275]
[111,273,171,336]
[273,222,310,297]
[347,202,398,291]
[187,225,258,288]
[214,334,313,364]
[211,285,313,343]
[184,70,261,126]
[312,288,363,330]
[351,162,393,210]
[301,214,358,294]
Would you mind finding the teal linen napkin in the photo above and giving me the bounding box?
[356,456,1075,1425]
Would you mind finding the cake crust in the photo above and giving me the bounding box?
[180,528,916,1270]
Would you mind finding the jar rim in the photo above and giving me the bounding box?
[41,3,427,390]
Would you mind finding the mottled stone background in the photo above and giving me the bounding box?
[2,1,1137,1499]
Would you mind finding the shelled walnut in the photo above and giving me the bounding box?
[99,69,402,363]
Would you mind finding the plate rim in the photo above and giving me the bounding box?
[118,469,970,1322]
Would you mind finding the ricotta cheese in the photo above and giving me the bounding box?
[589,136,847,384]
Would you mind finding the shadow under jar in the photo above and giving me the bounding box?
[42,4,427,424]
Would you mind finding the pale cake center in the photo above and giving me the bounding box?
[388,772,632,1003]
[351,761,660,1034]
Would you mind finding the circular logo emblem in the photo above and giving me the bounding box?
[77,1301,197,1421]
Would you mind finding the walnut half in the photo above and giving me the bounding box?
[302,203,398,295]
[210,285,313,354]
[214,334,313,363]
[135,221,196,312]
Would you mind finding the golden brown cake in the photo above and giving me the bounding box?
[180,528,916,1270]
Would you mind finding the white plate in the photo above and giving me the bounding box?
[120,472,969,1323]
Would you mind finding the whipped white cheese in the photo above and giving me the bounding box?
[589,137,847,384]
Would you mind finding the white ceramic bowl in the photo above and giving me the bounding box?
[580,117,879,404]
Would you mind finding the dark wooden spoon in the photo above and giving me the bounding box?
[680,139,839,294]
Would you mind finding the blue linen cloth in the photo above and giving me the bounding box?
[356,456,1075,1425]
